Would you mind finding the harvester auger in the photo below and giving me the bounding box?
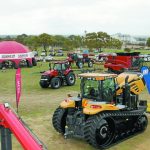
[52,69,149,149]
[0,103,47,150]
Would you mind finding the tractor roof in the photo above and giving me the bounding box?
[78,73,117,80]
[51,60,68,64]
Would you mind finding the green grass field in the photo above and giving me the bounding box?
[0,62,150,150]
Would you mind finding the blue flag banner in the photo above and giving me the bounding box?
[141,66,150,94]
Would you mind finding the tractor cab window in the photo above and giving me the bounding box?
[81,77,116,102]
[62,64,66,70]
[53,64,62,71]
[82,78,99,99]
[102,78,115,102]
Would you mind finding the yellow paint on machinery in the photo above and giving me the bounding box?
[116,72,145,95]
[147,103,150,112]
[83,102,119,115]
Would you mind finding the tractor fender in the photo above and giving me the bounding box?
[83,102,119,115]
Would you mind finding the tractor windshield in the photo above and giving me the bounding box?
[81,77,115,102]
[132,57,143,67]
[53,64,62,71]
[81,78,99,99]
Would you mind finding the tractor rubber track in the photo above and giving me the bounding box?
[84,110,148,149]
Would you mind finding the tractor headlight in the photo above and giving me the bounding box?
[40,75,49,81]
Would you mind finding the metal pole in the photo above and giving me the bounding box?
[1,127,12,150]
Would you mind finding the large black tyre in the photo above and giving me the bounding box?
[52,107,68,134]
[14,63,19,69]
[32,58,37,66]
[137,115,148,131]
[77,61,83,69]
[66,72,76,86]
[39,81,49,88]
[88,61,93,68]
[26,60,32,67]
[0,63,2,69]
[51,77,61,89]
[84,114,115,149]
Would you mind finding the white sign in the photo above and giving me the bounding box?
[0,52,33,59]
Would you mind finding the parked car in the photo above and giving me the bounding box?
[41,52,46,57]
[49,49,56,56]
[35,56,43,62]
[140,54,150,62]
[45,55,54,62]
[56,50,63,56]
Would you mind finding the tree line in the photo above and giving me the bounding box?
[146,38,150,47]
[0,32,123,52]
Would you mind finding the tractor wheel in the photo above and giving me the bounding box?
[52,107,68,134]
[137,115,148,131]
[77,61,83,69]
[88,61,93,68]
[66,72,76,86]
[0,63,2,69]
[32,58,37,66]
[39,81,49,88]
[51,77,61,89]
[84,115,115,149]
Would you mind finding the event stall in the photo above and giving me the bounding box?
[0,41,36,69]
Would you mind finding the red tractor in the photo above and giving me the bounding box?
[39,61,76,89]
[104,52,144,73]
[67,52,93,68]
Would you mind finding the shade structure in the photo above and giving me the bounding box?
[0,41,36,69]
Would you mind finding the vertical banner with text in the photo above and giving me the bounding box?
[15,68,22,112]
[141,66,150,94]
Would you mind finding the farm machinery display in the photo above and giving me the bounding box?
[0,103,47,150]
[67,52,93,68]
[52,70,149,149]
[39,61,76,89]
[104,52,144,73]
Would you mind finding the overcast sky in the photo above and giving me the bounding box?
[0,0,150,36]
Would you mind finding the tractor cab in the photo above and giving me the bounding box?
[52,61,70,72]
[78,73,117,103]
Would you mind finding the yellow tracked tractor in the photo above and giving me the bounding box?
[52,71,148,149]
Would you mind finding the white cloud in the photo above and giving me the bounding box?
[0,0,150,35]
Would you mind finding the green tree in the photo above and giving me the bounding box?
[38,33,52,55]
[24,36,40,50]
[16,34,28,44]
[53,35,66,47]
[124,48,131,53]
[97,32,111,51]
[146,38,150,47]
[68,35,83,49]
[85,31,122,51]
[85,32,111,52]
[108,38,122,49]
[85,32,98,51]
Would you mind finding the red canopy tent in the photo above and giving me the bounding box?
[0,41,36,69]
